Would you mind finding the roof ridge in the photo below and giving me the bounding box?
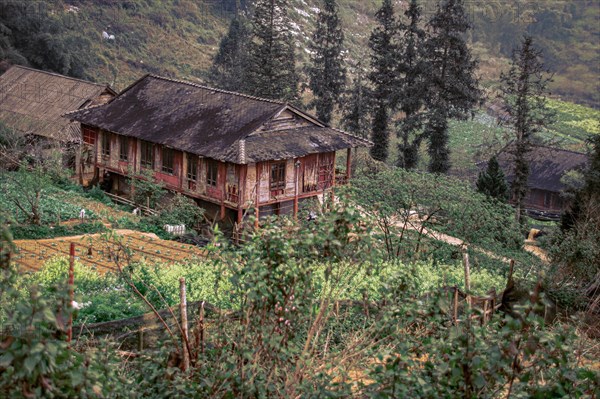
[500,141,587,157]
[147,74,286,106]
[250,125,373,145]
[329,126,373,145]
[62,101,109,117]
[7,65,111,89]
[530,143,587,156]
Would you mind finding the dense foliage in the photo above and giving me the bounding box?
[1,175,596,397]
[307,0,347,124]
[549,135,600,311]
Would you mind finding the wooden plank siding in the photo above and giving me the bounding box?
[81,125,343,218]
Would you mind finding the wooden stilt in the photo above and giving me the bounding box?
[346,148,352,181]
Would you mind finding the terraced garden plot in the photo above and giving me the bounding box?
[13,230,207,274]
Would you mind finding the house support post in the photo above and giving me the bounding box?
[237,165,246,225]
[254,163,260,230]
[346,148,352,181]
[330,152,336,204]
[293,159,300,220]
[220,163,226,220]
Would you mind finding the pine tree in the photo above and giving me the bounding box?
[341,63,371,138]
[247,0,299,102]
[423,0,481,173]
[209,16,250,92]
[307,0,346,125]
[368,0,399,162]
[500,36,554,223]
[396,0,428,169]
[476,156,509,201]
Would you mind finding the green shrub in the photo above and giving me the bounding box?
[85,185,113,205]
[10,222,106,240]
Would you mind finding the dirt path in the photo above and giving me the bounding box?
[393,217,512,263]
[392,217,548,264]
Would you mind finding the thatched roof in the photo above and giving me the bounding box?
[0,65,115,142]
[65,74,370,164]
[496,144,588,192]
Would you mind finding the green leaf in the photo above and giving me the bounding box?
[0,352,14,368]
[23,356,38,374]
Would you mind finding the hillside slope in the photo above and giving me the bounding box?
[37,0,598,108]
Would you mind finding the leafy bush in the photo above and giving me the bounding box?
[344,168,524,264]
[10,222,106,240]
[25,257,145,324]
[363,289,596,398]
[0,227,129,397]
[85,185,114,206]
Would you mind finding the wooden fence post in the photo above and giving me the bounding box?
[453,286,459,325]
[199,301,205,355]
[67,243,75,343]
[180,278,189,372]
[462,246,471,307]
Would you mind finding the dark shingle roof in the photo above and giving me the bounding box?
[66,74,370,163]
[0,65,115,142]
[237,126,370,163]
[496,144,588,192]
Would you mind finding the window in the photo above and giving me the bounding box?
[187,155,198,190]
[141,141,154,169]
[119,136,129,161]
[206,159,218,187]
[83,127,96,145]
[270,162,286,192]
[101,133,110,158]
[187,156,198,181]
[161,147,174,174]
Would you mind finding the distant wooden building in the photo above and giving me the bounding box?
[0,65,116,144]
[65,74,370,223]
[494,144,588,217]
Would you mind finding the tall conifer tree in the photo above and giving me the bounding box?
[500,36,554,223]
[396,0,428,169]
[247,0,299,102]
[368,0,399,162]
[307,0,346,124]
[341,62,371,138]
[209,16,250,92]
[424,0,481,173]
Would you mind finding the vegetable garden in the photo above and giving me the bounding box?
[12,231,207,274]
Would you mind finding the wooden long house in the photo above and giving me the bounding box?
[0,65,115,144]
[494,144,588,218]
[65,74,370,223]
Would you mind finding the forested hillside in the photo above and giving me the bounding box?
[1,0,598,107]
